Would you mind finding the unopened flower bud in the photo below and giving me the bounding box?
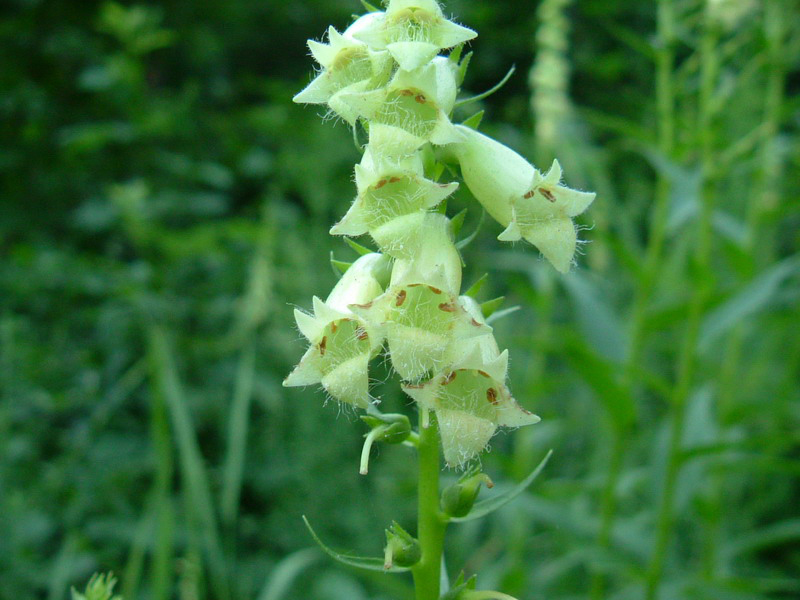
[384,521,421,569]
[360,412,412,474]
[441,467,494,518]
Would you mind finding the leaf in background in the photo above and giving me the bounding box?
[561,271,627,363]
[450,450,552,523]
[642,150,703,236]
[257,548,320,600]
[561,334,635,431]
[699,256,800,352]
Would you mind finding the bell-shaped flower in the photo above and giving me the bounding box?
[403,297,539,467]
[334,56,461,145]
[351,280,489,383]
[449,125,595,273]
[386,212,463,296]
[330,144,459,243]
[293,25,393,108]
[283,253,391,408]
[351,0,477,71]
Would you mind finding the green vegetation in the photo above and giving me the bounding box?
[1,1,798,599]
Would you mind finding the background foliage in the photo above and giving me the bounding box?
[1,0,799,599]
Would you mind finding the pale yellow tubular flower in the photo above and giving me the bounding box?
[334,56,462,145]
[401,295,538,467]
[450,124,595,272]
[293,25,392,109]
[330,144,458,238]
[283,253,391,408]
[352,0,476,71]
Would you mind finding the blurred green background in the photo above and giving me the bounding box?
[1,0,799,599]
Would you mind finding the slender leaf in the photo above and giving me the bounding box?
[303,516,410,573]
[344,236,375,256]
[699,256,800,352]
[455,65,515,108]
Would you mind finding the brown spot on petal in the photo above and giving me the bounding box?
[471,318,482,327]
[388,176,402,183]
[486,388,498,405]
[477,370,490,378]
[540,187,556,202]
[428,285,442,294]
[353,301,373,309]
[438,302,456,312]
[442,371,457,385]
[523,190,535,199]
[375,179,388,189]
[407,283,423,287]
[319,336,327,356]
[330,321,338,333]
[405,382,425,389]
[399,89,414,96]
[396,289,407,306]
[414,94,426,104]
[356,328,369,341]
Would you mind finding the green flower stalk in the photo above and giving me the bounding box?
[286,1,595,597]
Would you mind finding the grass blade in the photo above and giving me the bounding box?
[147,325,230,600]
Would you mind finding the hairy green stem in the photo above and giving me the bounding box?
[413,413,447,600]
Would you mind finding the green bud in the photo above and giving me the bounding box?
[441,467,494,518]
[384,521,421,569]
[71,573,122,600]
[361,412,412,444]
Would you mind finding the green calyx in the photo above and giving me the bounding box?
[384,521,421,569]
[441,466,494,518]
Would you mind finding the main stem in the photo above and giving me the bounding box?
[413,412,447,600]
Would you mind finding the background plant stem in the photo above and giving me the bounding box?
[644,9,719,599]
[589,2,676,597]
